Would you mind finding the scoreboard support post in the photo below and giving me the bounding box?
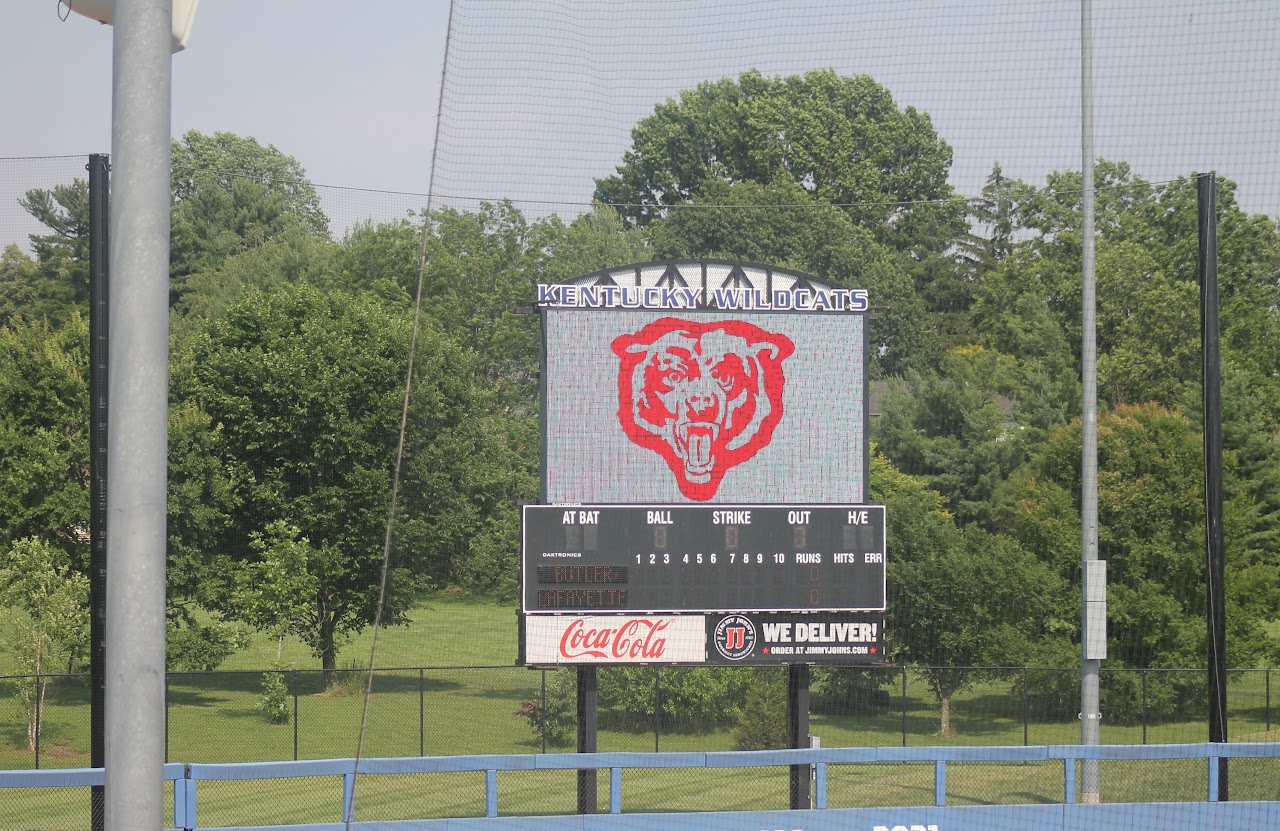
[787,665,811,810]
[576,667,598,814]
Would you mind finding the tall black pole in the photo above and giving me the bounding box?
[87,152,110,831]
[1199,171,1228,801]
[787,664,811,809]
[576,667,598,813]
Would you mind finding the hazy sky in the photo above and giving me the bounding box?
[425,0,1280,221]
[1,1,449,191]
[3,0,1278,251]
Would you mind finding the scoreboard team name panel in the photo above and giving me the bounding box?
[521,504,885,615]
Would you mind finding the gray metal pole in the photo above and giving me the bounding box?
[1079,0,1103,805]
[105,2,172,830]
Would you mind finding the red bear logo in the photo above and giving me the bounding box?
[612,318,794,501]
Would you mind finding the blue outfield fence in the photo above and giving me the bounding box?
[2,743,1278,831]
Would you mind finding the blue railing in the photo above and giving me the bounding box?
[2,743,1278,830]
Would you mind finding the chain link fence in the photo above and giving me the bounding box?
[3,665,1275,771]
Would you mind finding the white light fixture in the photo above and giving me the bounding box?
[59,0,200,52]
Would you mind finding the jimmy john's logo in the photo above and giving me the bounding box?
[713,614,757,661]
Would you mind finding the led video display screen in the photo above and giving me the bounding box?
[542,309,866,504]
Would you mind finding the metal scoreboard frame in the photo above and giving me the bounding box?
[524,260,883,667]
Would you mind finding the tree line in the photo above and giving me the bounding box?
[2,70,1278,736]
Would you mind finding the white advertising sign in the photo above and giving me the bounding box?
[525,615,706,665]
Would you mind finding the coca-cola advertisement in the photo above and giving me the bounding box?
[525,615,705,665]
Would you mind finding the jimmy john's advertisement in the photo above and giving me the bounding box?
[705,612,885,665]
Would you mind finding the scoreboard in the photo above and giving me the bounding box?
[526,263,882,666]
[522,504,885,615]
[520,504,886,666]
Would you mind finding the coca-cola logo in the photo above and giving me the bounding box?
[559,618,670,660]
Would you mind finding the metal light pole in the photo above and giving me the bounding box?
[1078,0,1105,806]
[62,4,198,828]
[105,2,173,828]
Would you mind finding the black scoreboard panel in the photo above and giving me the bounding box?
[522,504,885,615]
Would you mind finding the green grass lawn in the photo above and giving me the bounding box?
[1,595,1277,827]
[205,593,523,671]
[0,594,520,678]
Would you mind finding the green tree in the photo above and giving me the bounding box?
[872,453,1070,737]
[0,537,90,751]
[178,283,413,682]
[876,346,1029,529]
[969,244,1076,373]
[1218,361,1280,563]
[232,520,322,661]
[163,393,251,672]
[600,71,964,374]
[534,204,650,283]
[7,132,333,322]
[1094,241,1199,408]
[515,669,577,747]
[1007,405,1280,684]
[595,69,963,253]
[0,307,245,670]
[957,164,1023,276]
[334,217,423,301]
[10,181,90,325]
[0,314,90,562]
[733,668,788,750]
[595,666,753,729]
[967,161,1167,360]
[420,202,545,409]
[646,177,939,374]
[173,231,338,322]
[935,164,1037,348]
[978,164,1280,403]
[170,130,330,303]
[0,245,48,328]
[165,399,240,588]
[394,336,537,594]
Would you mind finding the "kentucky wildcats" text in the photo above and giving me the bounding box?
[537,284,869,312]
